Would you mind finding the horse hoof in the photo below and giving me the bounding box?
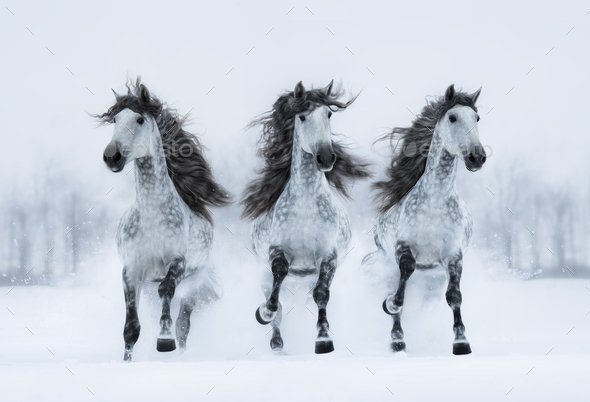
[255,303,275,325]
[123,351,132,362]
[156,338,177,352]
[453,342,472,355]
[382,298,402,315]
[272,347,286,356]
[391,341,406,352]
[315,340,335,354]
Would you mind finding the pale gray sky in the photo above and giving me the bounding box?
[1,0,589,197]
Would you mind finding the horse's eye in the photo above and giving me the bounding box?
[449,115,457,123]
[137,117,144,125]
[299,115,306,122]
[476,115,480,122]
[328,112,332,118]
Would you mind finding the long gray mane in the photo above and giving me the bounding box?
[372,86,478,214]
[94,77,232,223]
[242,85,371,220]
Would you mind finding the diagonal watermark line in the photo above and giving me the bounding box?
[305,307,315,315]
[545,247,554,255]
[85,207,94,215]
[226,367,234,375]
[66,67,74,76]
[6,7,14,15]
[6,307,14,315]
[566,27,574,35]
[86,387,94,395]
[526,367,534,375]
[486,107,495,115]
[105,187,114,195]
[206,87,214,95]
[206,387,214,395]
[46,347,54,355]
[26,327,34,335]
[546,346,554,355]
[46,47,54,55]
[26,27,34,35]
[326,27,334,35]
[245,246,255,255]
[86,87,94,95]
[6,287,14,295]
[486,186,495,195]
[286,7,294,15]
[506,387,514,395]
[345,347,354,355]
[225,226,234,235]
[505,206,515,215]
[45,246,55,255]
[66,367,74,375]
[285,306,295,315]
[226,67,234,75]
[246,47,254,55]
[506,87,514,95]
[526,226,535,235]
[266,27,274,35]
[366,367,374,375]
[245,347,254,355]
[346,47,354,55]
[565,327,574,335]
[546,47,554,55]
[386,87,394,96]
[366,67,374,75]
[386,387,394,395]
[306,7,314,15]
[526,67,534,75]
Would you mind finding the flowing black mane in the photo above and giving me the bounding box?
[94,77,231,223]
[372,84,480,214]
[242,83,371,220]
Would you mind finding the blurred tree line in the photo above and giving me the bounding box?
[462,159,590,279]
[0,165,114,286]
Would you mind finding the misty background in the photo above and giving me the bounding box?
[1,1,588,287]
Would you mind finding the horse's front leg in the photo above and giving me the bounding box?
[157,256,186,352]
[122,265,143,362]
[313,251,337,354]
[383,241,416,352]
[255,246,289,327]
[445,251,472,355]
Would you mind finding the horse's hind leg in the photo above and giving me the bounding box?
[176,292,198,352]
[157,256,186,352]
[255,247,288,327]
[313,252,337,354]
[383,241,416,352]
[445,251,472,355]
[122,266,143,362]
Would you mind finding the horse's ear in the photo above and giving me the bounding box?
[139,84,151,103]
[323,79,334,97]
[444,84,455,101]
[111,88,123,100]
[294,81,306,99]
[471,87,482,104]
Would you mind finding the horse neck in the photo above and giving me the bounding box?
[419,128,458,196]
[289,128,325,194]
[134,129,177,211]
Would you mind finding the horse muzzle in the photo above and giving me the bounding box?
[315,146,336,172]
[464,146,486,172]
[103,141,126,173]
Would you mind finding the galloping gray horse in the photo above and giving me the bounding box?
[96,78,231,361]
[365,85,486,355]
[243,81,370,354]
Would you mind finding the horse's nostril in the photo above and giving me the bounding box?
[330,153,336,163]
[114,152,122,162]
[317,155,323,165]
[468,153,476,163]
[482,155,487,164]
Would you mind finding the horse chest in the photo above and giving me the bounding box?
[272,189,341,258]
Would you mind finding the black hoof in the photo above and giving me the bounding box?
[123,351,132,362]
[382,299,401,315]
[255,307,272,325]
[391,341,406,352]
[382,299,394,315]
[453,342,472,355]
[315,340,335,354]
[157,338,176,352]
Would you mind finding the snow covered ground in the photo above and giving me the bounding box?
[1,243,589,402]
